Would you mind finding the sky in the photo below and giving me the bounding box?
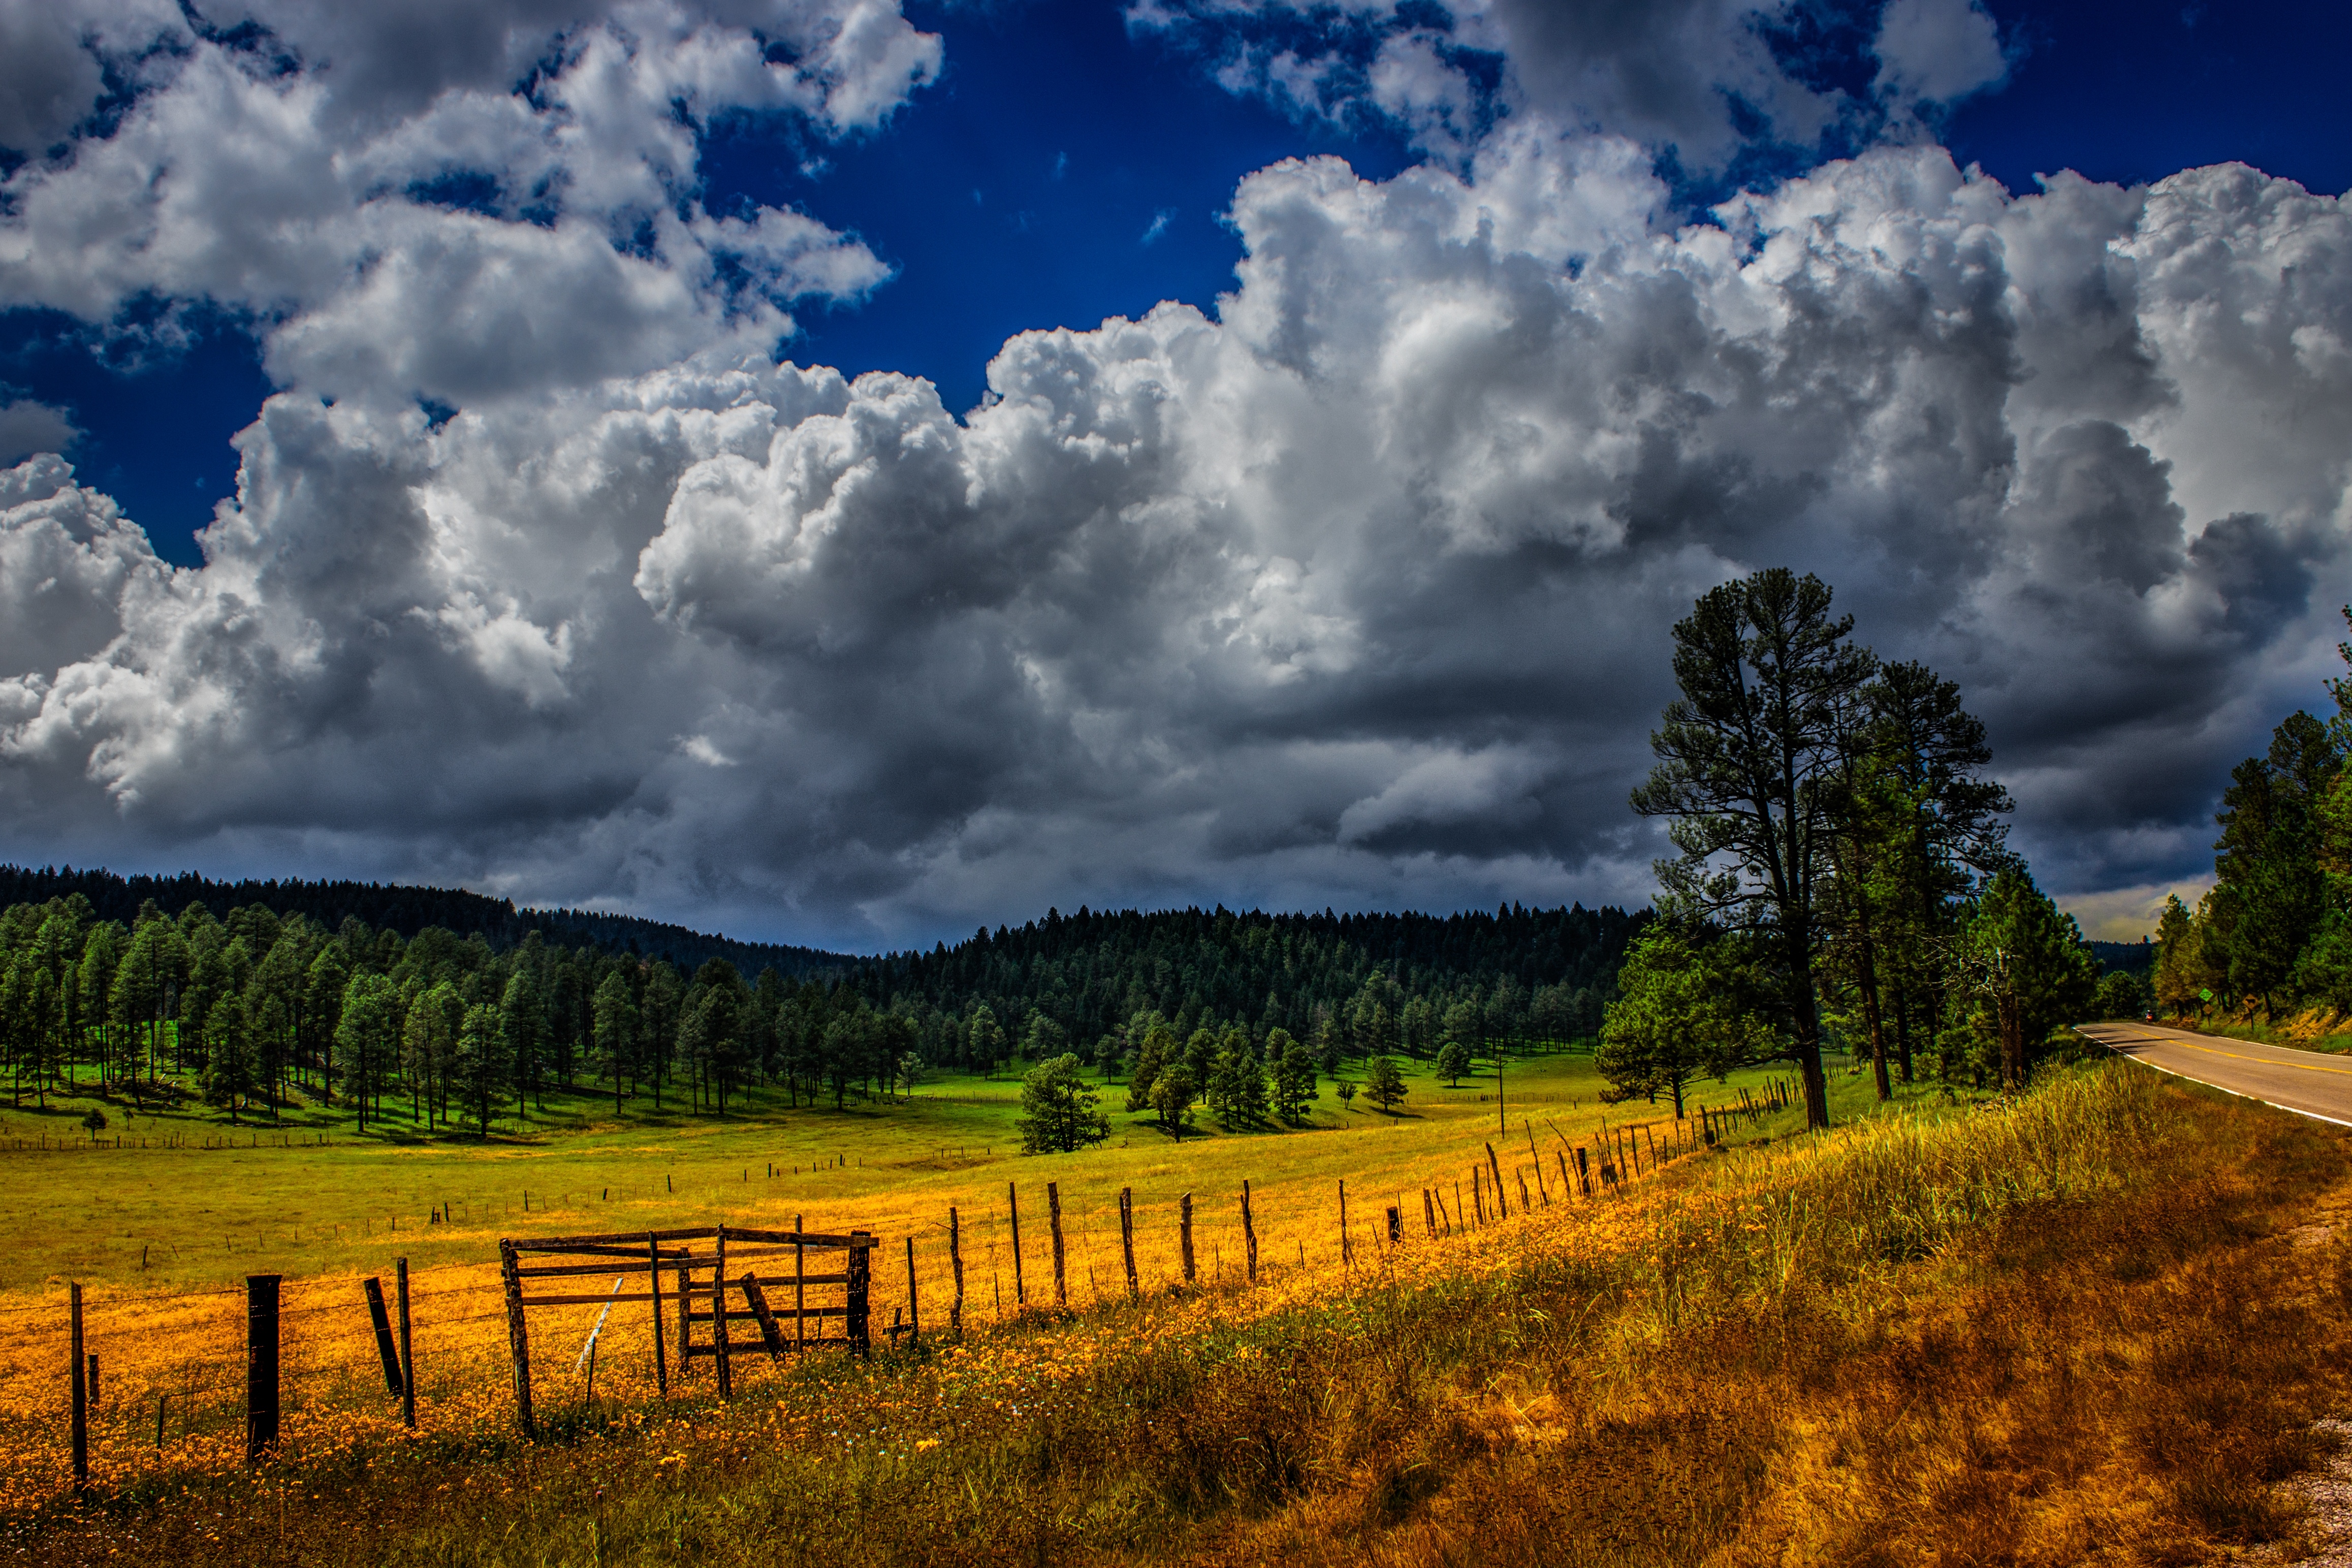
[0,0,2346,951]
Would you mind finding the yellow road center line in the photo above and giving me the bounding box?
[2099,1032,2352,1077]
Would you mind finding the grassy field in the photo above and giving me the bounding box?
[7,1058,2349,1565]
[29,1052,2344,1566]
[0,1051,1851,1297]
[0,1051,1894,1514]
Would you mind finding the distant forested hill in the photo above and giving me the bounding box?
[0,864,846,978]
[848,902,1645,1060]
[2087,939,2155,976]
[0,865,1641,1129]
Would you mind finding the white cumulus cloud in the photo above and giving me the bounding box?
[2,121,2347,945]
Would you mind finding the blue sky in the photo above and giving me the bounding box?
[11,0,2343,570]
[1,0,2348,946]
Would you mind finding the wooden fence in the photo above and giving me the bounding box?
[498,1225,878,1436]
[26,1081,1799,1493]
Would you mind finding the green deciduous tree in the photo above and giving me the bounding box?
[1149,1063,1197,1139]
[1597,926,1771,1116]
[1953,866,2099,1091]
[1017,1053,1111,1154]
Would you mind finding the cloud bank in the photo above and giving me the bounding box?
[1,4,2348,947]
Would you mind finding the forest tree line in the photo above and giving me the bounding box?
[0,891,1641,1135]
[2151,610,2352,1022]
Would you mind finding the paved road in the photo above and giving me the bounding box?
[2077,1020,2352,1126]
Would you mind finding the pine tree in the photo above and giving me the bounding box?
[1363,1054,1406,1113]
[204,995,253,1123]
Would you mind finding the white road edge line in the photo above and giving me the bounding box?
[2077,1026,2352,1130]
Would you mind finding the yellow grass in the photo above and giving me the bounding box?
[0,1053,1846,1512]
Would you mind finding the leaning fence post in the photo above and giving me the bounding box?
[948,1207,966,1333]
[1422,1189,1437,1238]
[1485,1142,1508,1218]
[1179,1192,1196,1284]
[1339,1178,1352,1264]
[905,1234,920,1345]
[847,1232,872,1358]
[395,1257,416,1427]
[1118,1190,1137,1298]
[1046,1182,1068,1307]
[1240,1180,1259,1283]
[69,1282,87,1490]
[363,1277,403,1396]
[1386,1206,1403,1244]
[247,1272,282,1463]
[1008,1182,1026,1306]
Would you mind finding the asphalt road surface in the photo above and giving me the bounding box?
[2077,1020,2352,1126]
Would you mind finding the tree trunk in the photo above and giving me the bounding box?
[1855,931,1892,1103]
[1788,925,1831,1131]
[1997,991,2025,1091]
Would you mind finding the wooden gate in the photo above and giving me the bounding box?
[496,1225,877,1435]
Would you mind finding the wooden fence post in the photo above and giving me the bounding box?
[1472,1167,1485,1225]
[1455,1179,1468,1231]
[948,1207,965,1333]
[1386,1206,1402,1243]
[847,1233,872,1359]
[1575,1147,1590,1197]
[714,1229,733,1399]
[363,1277,403,1395]
[1047,1182,1067,1307]
[497,1243,533,1439]
[1485,1142,1508,1218]
[1008,1182,1026,1306]
[69,1282,87,1490]
[794,1215,807,1354]
[1339,1179,1352,1264]
[1516,1169,1532,1213]
[905,1235,920,1345]
[1526,1123,1549,1204]
[247,1272,283,1463]
[646,1234,668,1396]
[676,1250,693,1376]
[1422,1188,1437,1238]
[1118,1190,1137,1299]
[1240,1180,1259,1283]
[395,1256,415,1428]
[1180,1192,1196,1284]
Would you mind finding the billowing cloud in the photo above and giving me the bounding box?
[0,0,936,406]
[4,106,2348,946]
